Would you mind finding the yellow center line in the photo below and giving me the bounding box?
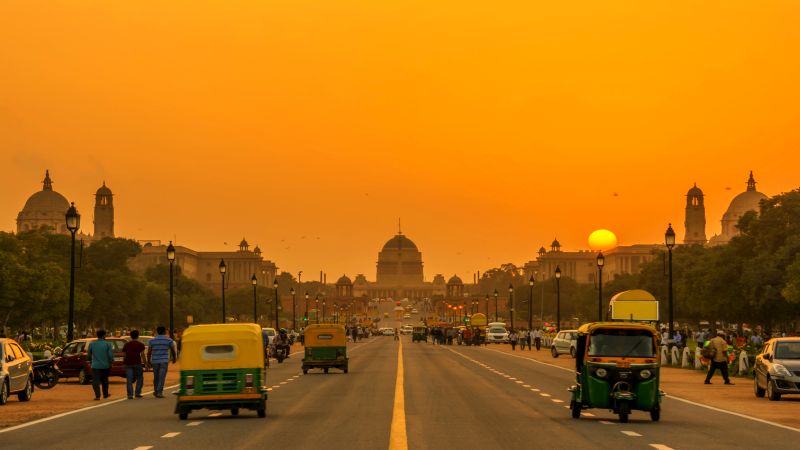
[388,339,408,450]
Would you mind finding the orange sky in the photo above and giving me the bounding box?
[2,1,799,281]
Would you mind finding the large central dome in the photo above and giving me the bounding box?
[17,170,71,234]
[381,234,418,252]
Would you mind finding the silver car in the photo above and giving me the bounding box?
[753,337,800,401]
[550,330,578,358]
[1,338,34,404]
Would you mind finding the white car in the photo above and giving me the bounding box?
[403,313,411,319]
[380,328,395,336]
[400,326,413,335]
[411,309,418,314]
[262,328,276,346]
[550,330,578,358]
[486,325,509,343]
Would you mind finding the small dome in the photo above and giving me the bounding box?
[253,245,261,254]
[336,274,353,285]
[381,234,419,252]
[551,239,561,248]
[96,182,112,196]
[239,238,248,247]
[447,274,463,285]
[687,183,703,196]
[538,246,547,254]
[433,274,446,284]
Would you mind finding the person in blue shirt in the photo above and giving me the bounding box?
[147,326,177,398]
[87,329,114,400]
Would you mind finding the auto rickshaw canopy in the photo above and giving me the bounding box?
[607,289,659,321]
[577,321,659,336]
[304,324,347,347]
[180,323,265,370]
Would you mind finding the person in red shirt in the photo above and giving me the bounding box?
[122,330,146,399]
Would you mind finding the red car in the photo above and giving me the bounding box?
[56,338,128,384]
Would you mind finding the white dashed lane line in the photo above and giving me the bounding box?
[649,445,675,450]
[599,420,614,425]
[539,393,551,397]
[621,431,642,437]
[551,399,564,403]
[186,421,203,427]
[162,432,181,438]
[581,412,595,417]
[133,447,153,450]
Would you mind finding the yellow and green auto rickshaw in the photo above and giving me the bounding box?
[569,322,663,423]
[174,324,268,420]
[302,324,348,374]
[412,324,427,343]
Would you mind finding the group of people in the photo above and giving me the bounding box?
[87,326,177,400]
[508,329,543,351]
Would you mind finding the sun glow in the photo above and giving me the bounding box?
[588,229,618,251]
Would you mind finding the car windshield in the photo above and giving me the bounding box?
[774,342,800,359]
[488,327,506,333]
[589,330,654,357]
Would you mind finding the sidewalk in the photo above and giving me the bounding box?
[0,363,181,430]
[481,343,800,429]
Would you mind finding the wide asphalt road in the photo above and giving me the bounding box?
[2,335,800,450]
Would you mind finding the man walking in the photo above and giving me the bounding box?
[122,330,146,399]
[705,330,734,385]
[147,326,177,398]
[509,330,518,350]
[87,329,114,400]
[533,328,542,351]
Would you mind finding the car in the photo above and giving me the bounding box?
[379,328,395,336]
[403,313,411,319]
[400,326,413,335]
[551,330,578,358]
[486,325,509,343]
[753,337,800,401]
[122,334,154,371]
[1,338,34,404]
[262,328,276,346]
[55,338,128,384]
[411,309,418,314]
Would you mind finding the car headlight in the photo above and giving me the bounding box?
[639,369,652,379]
[771,364,793,378]
[595,368,608,378]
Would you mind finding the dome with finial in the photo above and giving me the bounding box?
[538,246,547,255]
[95,181,112,197]
[725,171,767,217]
[253,245,262,255]
[17,170,71,234]
[238,238,249,251]
[447,274,463,285]
[336,274,353,285]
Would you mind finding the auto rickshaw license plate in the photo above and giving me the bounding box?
[616,361,631,368]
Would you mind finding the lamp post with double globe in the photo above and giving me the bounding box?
[304,292,309,326]
[65,203,80,342]
[290,287,296,331]
[528,276,534,331]
[167,242,176,337]
[251,274,258,324]
[508,284,515,330]
[273,279,279,329]
[554,266,562,332]
[493,289,499,322]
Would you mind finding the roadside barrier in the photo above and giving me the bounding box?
[681,347,691,367]
[670,346,681,366]
[694,347,703,369]
[660,345,669,365]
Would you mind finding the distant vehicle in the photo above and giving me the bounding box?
[411,309,418,314]
[56,338,128,384]
[262,328,276,346]
[486,325,509,344]
[753,337,800,401]
[379,328,395,336]
[400,326,413,335]
[550,330,579,358]
[1,337,34,404]
[403,313,411,319]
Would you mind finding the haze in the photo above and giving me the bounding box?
[1,1,799,279]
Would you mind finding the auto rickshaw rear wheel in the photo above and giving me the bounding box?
[179,412,188,420]
[324,368,329,374]
[650,408,660,422]
[570,401,581,419]
[302,367,308,374]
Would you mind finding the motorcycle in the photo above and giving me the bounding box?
[32,358,61,389]
[273,344,289,363]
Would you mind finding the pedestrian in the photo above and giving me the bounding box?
[509,330,518,350]
[147,326,177,398]
[122,329,146,399]
[704,330,734,385]
[394,328,399,341]
[533,328,542,351]
[87,329,114,400]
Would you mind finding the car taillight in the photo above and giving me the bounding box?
[245,373,253,387]
[186,375,194,389]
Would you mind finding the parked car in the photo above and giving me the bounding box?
[1,338,34,404]
[753,337,800,401]
[56,338,127,384]
[551,330,578,358]
[121,335,154,371]
[486,325,509,343]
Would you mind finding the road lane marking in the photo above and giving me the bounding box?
[388,339,408,450]
[540,393,551,397]
[581,412,595,417]
[509,377,516,380]
[531,388,540,392]
[162,432,181,438]
[665,394,800,433]
[186,421,203,427]
[515,381,524,384]
[599,421,614,425]
[133,447,153,450]
[649,445,675,450]
[523,384,531,387]
[551,399,564,403]
[208,412,222,417]
[0,383,179,434]
[621,431,642,437]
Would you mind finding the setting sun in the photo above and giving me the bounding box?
[588,229,618,251]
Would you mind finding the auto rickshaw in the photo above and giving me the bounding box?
[412,325,427,343]
[174,323,268,420]
[568,322,663,423]
[302,324,348,374]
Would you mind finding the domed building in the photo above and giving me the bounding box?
[709,172,768,245]
[17,170,71,234]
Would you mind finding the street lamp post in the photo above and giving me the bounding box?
[665,223,676,340]
[167,242,176,338]
[322,300,326,324]
[219,259,227,323]
[554,266,562,332]
[304,292,309,326]
[493,289,499,322]
[485,294,489,320]
[251,274,258,324]
[596,252,605,321]
[528,276,534,331]
[315,295,320,324]
[273,280,279,329]
[291,288,296,331]
[508,284,514,331]
[65,203,80,342]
